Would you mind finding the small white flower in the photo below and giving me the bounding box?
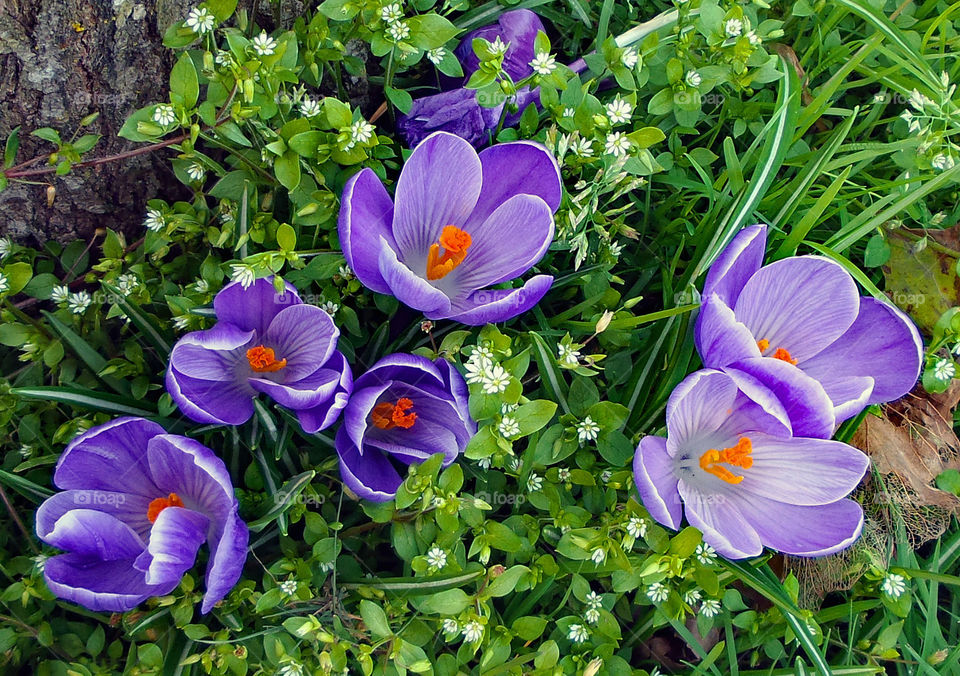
[500,402,518,415]
[576,417,600,444]
[442,618,459,634]
[68,291,92,314]
[482,364,510,394]
[626,515,648,539]
[609,241,623,258]
[464,360,491,385]
[469,345,495,367]
[252,31,277,57]
[934,359,956,381]
[0,237,10,260]
[32,553,48,573]
[321,301,339,316]
[186,162,206,182]
[280,579,298,596]
[567,623,589,643]
[499,415,520,438]
[604,131,632,158]
[184,7,215,34]
[620,49,638,69]
[349,119,375,146]
[51,285,70,303]
[194,279,210,293]
[173,315,191,331]
[427,47,446,65]
[647,582,669,603]
[277,661,305,676]
[153,104,176,126]
[700,598,721,617]
[931,211,947,226]
[426,545,447,571]
[380,2,403,23]
[909,89,931,111]
[683,588,702,605]
[300,98,321,118]
[337,264,353,280]
[584,608,600,624]
[489,36,509,57]
[557,467,571,482]
[557,342,580,365]
[570,137,594,158]
[527,473,543,492]
[724,18,743,37]
[144,208,165,232]
[695,543,717,565]
[584,591,602,611]
[0,273,8,293]
[599,469,612,483]
[214,50,232,67]
[230,264,256,289]
[508,455,521,472]
[530,51,557,76]
[685,70,702,88]
[477,456,492,470]
[318,561,334,573]
[590,547,606,564]
[932,154,955,171]
[746,30,761,45]
[605,97,633,125]
[115,273,139,295]
[387,20,410,42]
[462,620,483,643]
[881,573,907,598]
[562,106,575,118]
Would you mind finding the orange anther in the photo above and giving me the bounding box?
[147,492,184,523]
[699,437,753,485]
[426,226,472,281]
[246,345,287,372]
[371,398,417,430]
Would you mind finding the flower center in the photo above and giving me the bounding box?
[756,339,797,365]
[246,345,287,372]
[147,492,184,522]
[371,398,417,430]
[426,225,472,281]
[699,437,753,485]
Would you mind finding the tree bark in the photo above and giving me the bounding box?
[0,0,192,246]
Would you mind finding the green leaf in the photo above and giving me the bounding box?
[274,151,302,191]
[11,386,157,417]
[385,86,414,114]
[318,0,358,21]
[102,282,171,355]
[206,0,238,21]
[276,223,297,251]
[413,588,471,615]
[484,565,529,598]
[41,310,130,396]
[4,126,20,167]
[30,127,61,144]
[514,400,557,436]
[3,262,32,294]
[247,471,315,532]
[406,14,460,50]
[359,600,392,639]
[323,97,353,128]
[118,105,163,142]
[170,53,200,109]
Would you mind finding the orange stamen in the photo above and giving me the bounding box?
[246,345,287,372]
[147,492,184,523]
[699,437,753,485]
[757,339,798,365]
[426,225,472,281]
[371,398,417,430]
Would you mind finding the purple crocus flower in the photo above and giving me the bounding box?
[397,9,546,148]
[338,131,561,324]
[166,277,352,433]
[35,418,248,612]
[335,353,475,502]
[695,224,923,426]
[633,369,869,558]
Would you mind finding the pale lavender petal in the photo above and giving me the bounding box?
[665,369,739,454]
[40,509,145,561]
[719,368,793,439]
[168,324,253,381]
[249,367,341,410]
[702,224,767,306]
[733,256,860,363]
[137,507,210,586]
[165,366,255,426]
[264,304,339,380]
[366,417,460,464]
[679,479,762,558]
[294,352,354,433]
[201,510,248,613]
[338,168,397,294]
[36,490,154,540]
[633,435,682,530]
[213,277,301,337]
[736,496,864,557]
[336,427,404,502]
[147,435,236,519]
[392,132,483,262]
[54,417,164,497]
[378,237,452,315]
[695,294,761,368]
[441,275,553,325]
[43,555,165,613]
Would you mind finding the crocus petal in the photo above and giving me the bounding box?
[168,325,253,381]
[441,274,553,325]
[702,224,767,306]
[147,435,237,518]
[679,479,763,559]
[264,304,339,380]
[343,381,394,453]
[249,367,342,410]
[378,237,452,314]
[726,358,836,439]
[213,277,301,337]
[800,296,923,416]
[36,490,154,540]
[737,435,869,505]
[432,358,475,435]
[365,418,460,464]
[339,168,397,294]
[392,132,483,262]
[354,352,447,390]
[165,367,255,426]
[464,141,562,231]
[41,509,145,561]
[736,496,864,557]
[715,371,793,440]
[396,88,491,149]
[43,555,163,613]
[54,417,164,497]
[336,427,404,502]
[447,193,554,293]
[294,352,354,433]
[695,294,762,368]
[633,436,683,530]
[137,507,210,586]
[665,369,738,453]
[733,256,860,363]
[201,510,248,613]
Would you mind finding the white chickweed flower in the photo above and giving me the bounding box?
[567,623,589,643]
[590,547,606,564]
[279,579,298,596]
[557,342,580,365]
[186,162,206,181]
[647,582,669,603]
[185,7,215,34]
[252,31,278,57]
[277,661,305,676]
[931,211,947,226]
[500,401,518,415]
[683,588,702,605]
[934,359,956,381]
[576,417,601,444]
[746,30,761,45]
[606,97,633,125]
[300,98,321,118]
[570,137,594,158]
[68,291,92,314]
[499,415,520,438]
[626,515,648,539]
[585,608,600,624]
[230,264,256,289]
[600,469,612,483]
[387,20,410,42]
[557,467,571,482]
[530,51,557,76]
[427,47,446,65]
[51,285,70,303]
[350,119,376,146]
[527,473,543,492]
[621,49,639,69]
[464,360,491,385]
[172,315,191,331]
[0,237,11,259]
[144,207,165,232]
[695,543,717,565]
[482,364,510,394]
[584,591,603,611]
[881,573,906,598]
[442,618,459,634]
[194,279,210,293]
[425,545,447,571]
[321,301,339,316]
[700,598,722,617]
[380,2,403,23]
[724,18,743,37]
[932,154,955,171]
[115,273,138,295]
[685,70,702,88]
[604,131,631,158]
[0,272,8,294]
[153,104,176,126]
[489,36,509,57]
[462,620,483,643]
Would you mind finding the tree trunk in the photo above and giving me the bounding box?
[0,0,192,246]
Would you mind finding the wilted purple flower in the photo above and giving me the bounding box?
[696,224,923,425]
[166,277,352,432]
[336,353,475,501]
[339,131,561,324]
[397,9,545,148]
[35,418,248,612]
[634,369,869,559]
